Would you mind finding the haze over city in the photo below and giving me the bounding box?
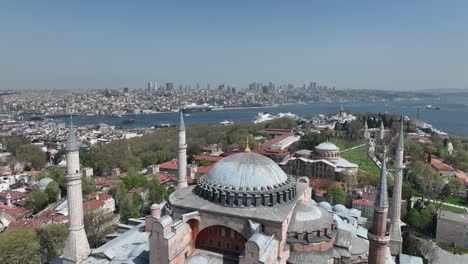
[1,0,468,90]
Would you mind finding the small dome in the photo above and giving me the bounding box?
[315,142,339,151]
[333,204,347,213]
[205,152,288,190]
[288,201,334,233]
[319,201,332,211]
[38,178,54,190]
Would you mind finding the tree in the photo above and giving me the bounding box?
[149,177,169,204]
[25,190,49,213]
[325,184,346,205]
[84,209,115,248]
[37,166,66,195]
[16,144,47,170]
[44,181,60,203]
[0,228,41,264]
[36,223,67,261]
[122,174,147,189]
[82,176,96,195]
[446,177,466,197]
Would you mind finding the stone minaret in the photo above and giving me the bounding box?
[368,148,390,264]
[379,120,385,140]
[390,118,405,255]
[177,110,188,189]
[6,192,11,207]
[63,119,90,264]
[364,119,370,139]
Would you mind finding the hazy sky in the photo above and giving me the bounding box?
[1,1,467,90]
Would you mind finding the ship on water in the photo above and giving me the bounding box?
[182,103,213,113]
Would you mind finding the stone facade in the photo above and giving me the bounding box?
[436,209,468,249]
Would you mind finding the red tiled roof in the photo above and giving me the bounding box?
[197,164,214,174]
[258,128,293,134]
[0,191,27,201]
[309,178,344,189]
[95,177,118,187]
[430,156,455,172]
[253,148,290,157]
[27,170,40,177]
[84,191,113,201]
[352,199,374,206]
[262,132,295,149]
[454,170,468,185]
[159,159,178,170]
[0,170,12,176]
[83,200,105,211]
[155,172,171,182]
[194,155,223,162]
[0,207,31,220]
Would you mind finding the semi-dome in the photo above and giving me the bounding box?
[318,201,332,211]
[196,152,297,207]
[315,142,339,151]
[205,152,288,190]
[288,201,334,233]
[333,204,347,213]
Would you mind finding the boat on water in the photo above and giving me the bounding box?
[155,123,175,128]
[122,118,135,124]
[253,112,275,124]
[182,103,213,113]
[219,120,234,125]
[277,112,298,119]
[425,105,440,110]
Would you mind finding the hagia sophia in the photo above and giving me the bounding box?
[58,111,419,264]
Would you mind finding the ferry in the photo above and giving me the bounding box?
[253,112,275,124]
[122,118,135,124]
[182,103,213,113]
[219,120,234,125]
[424,105,440,110]
[155,123,175,128]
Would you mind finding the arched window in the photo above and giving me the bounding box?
[226,242,230,249]
[217,240,221,248]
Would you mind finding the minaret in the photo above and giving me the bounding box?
[379,120,385,140]
[176,110,188,189]
[6,192,11,207]
[390,118,405,255]
[63,118,90,264]
[368,147,390,264]
[364,119,370,139]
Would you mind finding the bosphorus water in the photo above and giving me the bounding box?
[54,97,468,136]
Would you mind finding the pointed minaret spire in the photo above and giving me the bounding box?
[177,110,188,189]
[379,120,385,140]
[368,146,390,264]
[63,117,90,263]
[364,119,370,139]
[390,117,405,255]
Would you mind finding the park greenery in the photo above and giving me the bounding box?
[0,223,67,264]
[325,184,346,205]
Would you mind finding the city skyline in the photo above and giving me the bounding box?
[1,1,468,90]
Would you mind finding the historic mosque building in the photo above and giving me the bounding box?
[60,112,419,264]
[148,112,370,264]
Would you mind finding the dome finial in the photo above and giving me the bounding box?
[244,137,251,153]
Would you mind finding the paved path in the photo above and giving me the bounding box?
[411,197,468,211]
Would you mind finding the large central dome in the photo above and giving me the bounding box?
[205,152,288,190]
[196,152,297,207]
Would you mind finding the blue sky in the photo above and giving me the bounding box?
[1,0,467,90]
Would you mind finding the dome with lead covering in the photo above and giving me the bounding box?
[196,152,296,207]
[205,152,288,190]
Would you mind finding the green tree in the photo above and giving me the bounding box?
[199,160,212,167]
[446,177,466,196]
[0,228,41,264]
[36,223,68,261]
[82,176,96,195]
[16,144,47,170]
[122,174,147,189]
[25,190,49,213]
[149,177,167,204]
[84,209,115,248]
[325,184,346,205]
[44,181,60,203]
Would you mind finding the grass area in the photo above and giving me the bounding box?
[440,204,468,214]
[442,196,468,207]
[437,242,468,255]
[329,137,365,150]
[340,146,380,175]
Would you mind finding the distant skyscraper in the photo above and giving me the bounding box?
[166,82,174,91]
[147,81,152,91]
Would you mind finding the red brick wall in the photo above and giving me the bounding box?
[195,225,247,255]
